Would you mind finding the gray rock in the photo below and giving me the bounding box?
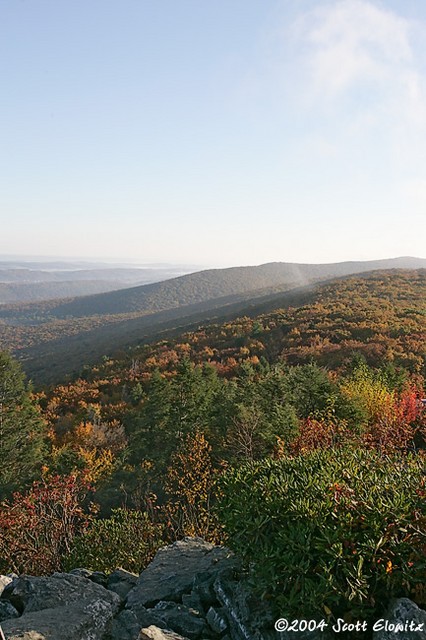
[108,568,139,601]
[126,538,236,609]
[0,599,19,621]
[128,602,168,630]
[139,627,191,640]
[214,578,258,640]
[214,576,302,640]
[68,568,108,587]
[2,598,119,639]
[373,598,426,640]
[206,606,228,635]
[1,573,120,640]
[181,592,204,615]
[7,572,119,613]
[107,608,142,640]
[68,568,94,579]
[192,576,217,609]
[214,577,327,640]
[90,571,108,588]
[153,601,207,639]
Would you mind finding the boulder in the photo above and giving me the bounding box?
[0,599,19,622]
[107,609,142,640]
[153,601,207,639]
[214,576,330,640]
[191,575,217,610]
[214,577,262,640]
[124,601,167,631]
[372,598,426,640]
[181,592,204,615]
[4,572,119,613]
[1,572,120,640]
[68,568,93,579]
[2,599,118,639]
[108,568,139,601]
[206,606,228,635]
[89,571,108,588]
[126,538,236,609]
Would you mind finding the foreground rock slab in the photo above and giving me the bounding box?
[1,573,120,640]
[126,537,236,610]
[3,540,425,640]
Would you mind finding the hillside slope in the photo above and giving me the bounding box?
[13,268,426,384]
[18,256,426,318]
[1,257,425,383]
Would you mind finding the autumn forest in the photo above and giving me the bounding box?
[0,267,425,627]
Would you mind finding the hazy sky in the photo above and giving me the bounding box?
[2,0,426,267]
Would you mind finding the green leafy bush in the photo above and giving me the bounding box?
[65,508,164,574]
[217,448,426,621]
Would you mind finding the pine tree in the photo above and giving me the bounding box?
[0,351,46,497]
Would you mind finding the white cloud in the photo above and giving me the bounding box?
[281,0,426,185]
[299,0,412,96]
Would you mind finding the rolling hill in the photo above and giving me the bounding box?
[2,256,425,318]
[0,257,425,383]
[0,264,196,304]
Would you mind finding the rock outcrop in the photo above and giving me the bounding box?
[1,573,120,640]
[0,538,425,640]
[372,598,426,640]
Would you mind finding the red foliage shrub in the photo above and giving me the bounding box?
[0,473,91,575]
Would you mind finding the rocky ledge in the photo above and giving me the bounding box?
[0,538,425,640]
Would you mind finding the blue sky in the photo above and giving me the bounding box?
[1,0,426,267]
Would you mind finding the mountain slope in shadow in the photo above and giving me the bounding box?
[4,256,425,321]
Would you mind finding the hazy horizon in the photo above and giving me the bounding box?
[2,1,426,264]
[0,253,425,272]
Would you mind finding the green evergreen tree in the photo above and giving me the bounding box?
[168,358,219,438]
[0,351,46,497]
[127,368,172,465]
[283,362,337,418]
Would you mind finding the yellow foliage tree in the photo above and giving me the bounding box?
[164,431,223,544]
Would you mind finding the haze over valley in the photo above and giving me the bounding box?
[0,259,198,304]
[0,255,424,382]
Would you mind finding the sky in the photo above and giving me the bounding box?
[1,0,426,268]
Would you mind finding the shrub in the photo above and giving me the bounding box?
[0,473,90,575]
[65,507,163,574]
[217,448,426,622]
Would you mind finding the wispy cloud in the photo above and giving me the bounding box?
[298,1,412,96]
[293,0,426,136]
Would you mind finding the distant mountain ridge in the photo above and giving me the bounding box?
[0,266,196,304]
[0,257,425,383]
[0,267,192,283]
[27,256,426,318]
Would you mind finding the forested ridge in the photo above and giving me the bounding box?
[0,269,425,627]
[1,258,425,382]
